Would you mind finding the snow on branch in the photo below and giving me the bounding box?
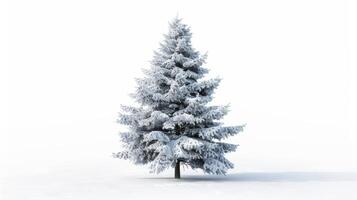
[143,131,170,143]
[163,113,204,130]
[185,125,245,140]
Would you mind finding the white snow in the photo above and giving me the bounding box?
[1,159,357,200]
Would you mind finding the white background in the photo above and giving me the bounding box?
[1,0,357,199]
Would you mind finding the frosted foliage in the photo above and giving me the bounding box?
[114,17,245,175]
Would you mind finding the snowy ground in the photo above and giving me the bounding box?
[1,158,357,200]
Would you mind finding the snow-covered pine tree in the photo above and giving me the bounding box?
[114,17,244,179]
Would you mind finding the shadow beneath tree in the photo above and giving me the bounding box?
[143,172,357,182]
[181,172,357,182]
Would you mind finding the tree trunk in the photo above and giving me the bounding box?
[175,161,180,179]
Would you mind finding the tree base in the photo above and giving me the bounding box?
[175,161,180,179]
